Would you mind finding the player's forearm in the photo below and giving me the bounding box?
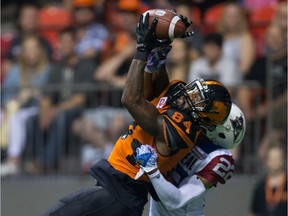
[150,173,206,210]
[151,65,169,98]
[122,59,146,106]
[144,72,153,101]
[121,58,161,137]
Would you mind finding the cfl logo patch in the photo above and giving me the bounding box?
[156,97,168,108]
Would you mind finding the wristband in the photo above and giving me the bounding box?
[148,169,160,179]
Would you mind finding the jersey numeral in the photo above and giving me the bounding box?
[212,157,234,183]
[171,111,191,134]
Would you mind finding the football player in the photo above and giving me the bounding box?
[136,103,246,216]
[44,13,231,216]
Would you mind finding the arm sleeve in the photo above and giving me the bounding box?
[150,173,206,210]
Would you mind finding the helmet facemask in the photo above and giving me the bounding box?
[168,79,231,126]
[168,79,211,123]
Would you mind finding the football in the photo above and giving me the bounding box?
[143,9,187,40]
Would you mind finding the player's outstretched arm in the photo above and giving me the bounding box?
[122,58,162,138]
[121,13,170,140]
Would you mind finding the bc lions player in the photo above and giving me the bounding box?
[136,103,246,216]
[44,13,232,216]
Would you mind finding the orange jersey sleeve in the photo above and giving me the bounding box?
[108,81,202,182]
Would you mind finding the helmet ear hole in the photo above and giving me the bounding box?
[218,133,225,139]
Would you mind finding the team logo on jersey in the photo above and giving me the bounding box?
[156,97,168,108]
[230,115,244,143]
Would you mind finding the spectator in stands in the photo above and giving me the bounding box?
[231,22,287,172]
[7,4,53,62]
[72,0,109,60]
[1,35,50,177]
[25,28,96,173]
[240,24,287,122]
[256,24,287,128]
[71,0,139,172]
[217,2,256,76]
[250,144,287,216]
[187,33,239,90]
[217,2,256,121]
[166,39,191,82]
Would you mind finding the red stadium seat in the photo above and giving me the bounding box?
[191,7,202,26]
[249,4,277,25]
[203,4,225,32]
[38,6,72,48]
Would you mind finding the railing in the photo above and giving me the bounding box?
[1,80,278,175]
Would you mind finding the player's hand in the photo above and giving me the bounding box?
[145,45,172,73]
[178,14,194,38]
[136,145,158,174]
[169,9,194,38]
[136,13,172,53]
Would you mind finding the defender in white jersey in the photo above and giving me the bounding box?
[136,104,246,216]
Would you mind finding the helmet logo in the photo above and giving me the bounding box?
[230,115,244,143]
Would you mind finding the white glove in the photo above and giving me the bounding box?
[134,145,159,179]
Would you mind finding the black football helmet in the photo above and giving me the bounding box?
[167,78,232,126]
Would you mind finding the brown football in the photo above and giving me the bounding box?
[143,9,187,40]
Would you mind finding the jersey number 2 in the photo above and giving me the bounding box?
[212,157,234,183]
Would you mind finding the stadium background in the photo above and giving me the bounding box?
[1,0,287,215]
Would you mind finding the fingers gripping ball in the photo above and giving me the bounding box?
[143,9,187,40]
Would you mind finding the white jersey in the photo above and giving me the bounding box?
[149,139,235,216]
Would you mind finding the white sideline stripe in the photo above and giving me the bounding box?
[169,16,180,40]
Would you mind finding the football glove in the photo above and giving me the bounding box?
[170,9,194,38]
[134,145,159,179]
[136,13,172,54]
[178,14,194,38]
[145,45,172,73]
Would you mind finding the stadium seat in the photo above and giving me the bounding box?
[249,4,277,25]
[191,7,202,26]
[203,4,225,33]
[38,6,72,48]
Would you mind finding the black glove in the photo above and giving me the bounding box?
[136,13,172,56]
[178,14,194,38]
[170,9,194,38]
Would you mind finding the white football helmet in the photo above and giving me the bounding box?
[205,103,246,149]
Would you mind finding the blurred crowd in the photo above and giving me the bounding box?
[0,0,287,179]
